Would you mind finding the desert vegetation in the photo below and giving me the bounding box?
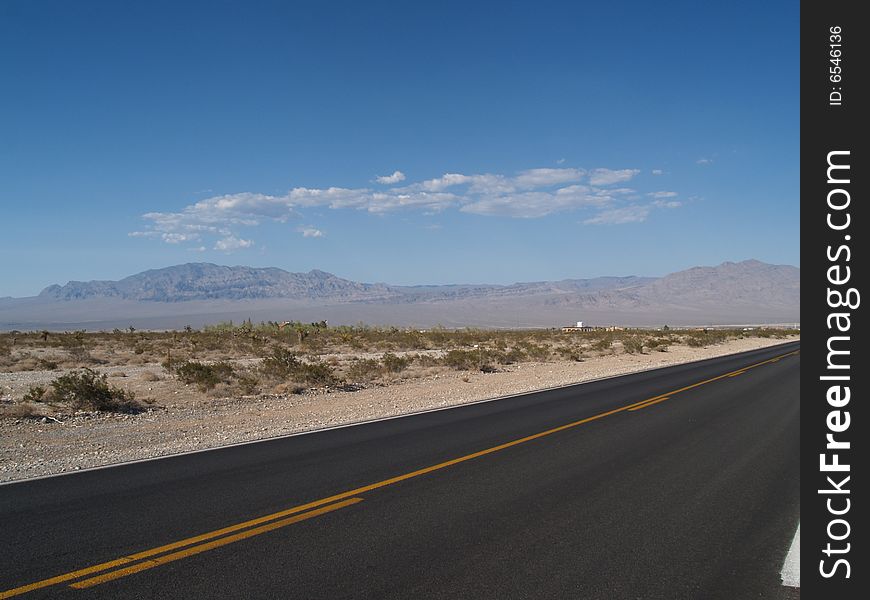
[0,322,798,419]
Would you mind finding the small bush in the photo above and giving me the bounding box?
[36,358,59,370]
[442,349,479,371]
[260,347,338,385]
[294,361,338,386]
[411,353,441,367]
[499,348,526,364]
[622,338,644,354]
[382,352,410,373]
[261,347,301,379]
[47,368,143,413]
[65,345,92,363]
[347,358,383,382]
[556,346,583,362]
[175,360,235,391]
[235,372,261,395]
[522,343,551,361]
[592,338,612,352]
[23,385,47,403]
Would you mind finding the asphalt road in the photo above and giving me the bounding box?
[0,341,800,599]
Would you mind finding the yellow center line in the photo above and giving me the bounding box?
[0,346,799,598]
[69,498,363,589]
[628,397,670,411]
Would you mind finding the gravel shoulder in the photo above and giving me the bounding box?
[0,336,797,483]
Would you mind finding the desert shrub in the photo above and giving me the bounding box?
[556,346,583,362]
[260,346,337,385]
[260,347,301,379]
[499,347,526,364]
[410,353,441,367]
[65,345,92,363]
[0,340,10,357]
[442,349,479,371]
[36,358,59,370]
[592,337,613,352]
[685,336,706,348]
[47,368,143,413]
[441,348,504,372]
[235,372,261,395]
[645,337,669,352]
[520,343,550,361]
[174,360,235,391]
[381,352,410,373]
[23,385,47,403]
[622,337,645,354]
[294,361,338,385]
[133,342,152,355]
[347,358,383,382]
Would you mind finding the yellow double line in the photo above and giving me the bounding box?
[0,346,799,598]
[0,498,363,598]
[627,349,798,412]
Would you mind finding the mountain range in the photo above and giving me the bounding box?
[1,260,799,330]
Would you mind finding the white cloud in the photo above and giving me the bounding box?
[585,196,685,225]
[161,232,200,244]
[214,236,254,251]
[652,199,682,209]
[696,158,713,165]
[419,173,473,191]
[512,168,585,189]
[588,168,641,186]
[375,170,406,184]
[584,205,651,225]
[604,187,636,196]
[651,169,664,175]
[297,226,324,238]
[132,164,680,246]
[461,184,609,218]
[463,192,598,218]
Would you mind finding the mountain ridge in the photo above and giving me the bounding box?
[33,260,799,309]
[0,259,799,330]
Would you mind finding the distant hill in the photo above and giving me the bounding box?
[39,263,397,303]
[2,260,799,330]
[37,263,659,304]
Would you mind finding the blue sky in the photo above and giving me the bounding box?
[0,0,799,297]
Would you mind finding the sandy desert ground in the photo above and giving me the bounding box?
[0,327,797,482]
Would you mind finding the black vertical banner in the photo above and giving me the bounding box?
[802,1,867,597]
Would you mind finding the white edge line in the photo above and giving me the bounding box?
[0,340,799,487]
[781,522,800,587]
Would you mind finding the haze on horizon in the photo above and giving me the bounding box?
[0,1,799,298]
